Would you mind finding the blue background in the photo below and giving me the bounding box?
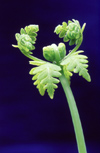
[0,0,100,152]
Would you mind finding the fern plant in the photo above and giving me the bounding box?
[12,19,91,153]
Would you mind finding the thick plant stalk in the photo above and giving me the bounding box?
[59,72,87,153]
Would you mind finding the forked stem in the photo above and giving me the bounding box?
[59,72,87,153]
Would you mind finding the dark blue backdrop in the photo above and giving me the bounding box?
[0,0,100,152]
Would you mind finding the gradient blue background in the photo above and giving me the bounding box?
[0,0,100,152]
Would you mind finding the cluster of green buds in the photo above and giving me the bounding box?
[54,19,85,46]
[12,25,39,54]
[43,43,66,63]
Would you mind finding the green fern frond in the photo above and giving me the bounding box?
[29,62,62,99]
[61,50,91,82]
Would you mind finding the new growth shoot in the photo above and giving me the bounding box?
[12,19,91,153]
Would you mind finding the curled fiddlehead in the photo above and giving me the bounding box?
[54,19,91,83]
[54,19,85,46]
[43,43,66,64]
[12,25,39,55]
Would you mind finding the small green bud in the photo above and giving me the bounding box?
[43,45,55,62]
[20,28,26,34]
[67,21,81,40]
[63,34,69,42]
[24,25,39,45]
[43,43,66,63]
[62,22,67,28]
[54,22,67,36]
[25,25,39,35]
[54,25,62,34]
[58,43,66,59]
[69,39,76,46]
[59,29,66,38]
[68,20,72,24]
[17,34,35,52]
[15,33,20,41]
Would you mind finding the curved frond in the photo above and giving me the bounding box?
[54,19,84,46]
[12,25,39,54]
[61,50,91,82]
[29,62,62,99]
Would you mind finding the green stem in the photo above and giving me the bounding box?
[21,49,45,62]
[62,36,83,62]
[69,35,83,55]
[59,72,87,153]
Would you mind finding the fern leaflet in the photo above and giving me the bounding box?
[61,50,91,82]
[29,62,61,99]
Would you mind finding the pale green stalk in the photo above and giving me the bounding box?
[59,72,87,153]
[20,49,44,62]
